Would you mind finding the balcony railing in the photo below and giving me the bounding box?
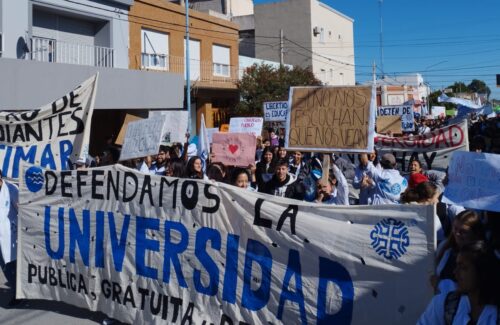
[31,36,114,68]
[141,53,239,85]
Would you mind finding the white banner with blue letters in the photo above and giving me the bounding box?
[17,164,434,324]
[0,75,97,180]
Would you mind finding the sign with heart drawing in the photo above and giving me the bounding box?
[212,133,256,167]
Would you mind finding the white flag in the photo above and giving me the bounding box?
[198,113,210,170]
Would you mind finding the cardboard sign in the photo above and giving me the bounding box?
[229,117,263,136]
[0,74,97,180]
[115,114,143,145]
[18,163,434,325]
[263,101,288,122]
[212,133,256,166]
[378,105,415,132]
[119,115,167,161]
[443,151,500,212]
[377,116,402,134]
[286,86,376,152]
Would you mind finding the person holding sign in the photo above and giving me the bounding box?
[315,164,349,205]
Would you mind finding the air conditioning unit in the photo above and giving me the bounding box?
[313,27,320,37]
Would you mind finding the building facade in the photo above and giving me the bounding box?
[253,0,355,85]
[0,0,184,155]
[130,0,240,131]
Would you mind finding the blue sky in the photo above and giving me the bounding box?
[254,0,500,99]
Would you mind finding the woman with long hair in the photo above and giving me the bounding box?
[432,210,486,295]
[255,147,276,190]
[183,156,207,180]
[418,241,500,324]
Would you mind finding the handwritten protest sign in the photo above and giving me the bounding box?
[0,74,97,180]
[229,117,263,136]
[443,151,500,212]
[212,133,256,166]
[432,106,446,119]
[149,111,188,144]
[376,116,402,134]
[18,163,434,325]
[263,101,288,122]
[378,105,415,132]
[206,128,219,144]
[115,114,142,145]
[119,115,167,161]
[375,121,469,172]
[286,86,376,152]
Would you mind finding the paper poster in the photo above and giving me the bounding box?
[378,105,415,132]
[286,86,376,152]
[229,117,263,136]
[206,128,219,144]
[149,110,189,144]
[263,101,288,122]
[443,151,500,212]
[119,115,167,161]
[212,133,256,166]
[431,106,446,119]
[18,163,435,325]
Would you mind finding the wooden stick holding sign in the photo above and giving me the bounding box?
[320,154,330,184]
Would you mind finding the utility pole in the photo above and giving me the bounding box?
[378,0,384,77]
[280,29,284,67]
[185,0,192,134]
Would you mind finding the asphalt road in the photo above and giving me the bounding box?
[0,270,123,325]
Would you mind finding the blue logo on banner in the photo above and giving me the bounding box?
[370,218,410,260]
[25,166,44,193]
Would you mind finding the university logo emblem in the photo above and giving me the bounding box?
[25,166,44,193]
[370,218,410,260]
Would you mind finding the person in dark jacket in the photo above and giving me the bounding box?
[260,160,305,201]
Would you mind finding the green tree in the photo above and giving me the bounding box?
[467,79,491,98]
[235,64,321,116]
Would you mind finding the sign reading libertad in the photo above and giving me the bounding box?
[286,86,375,152]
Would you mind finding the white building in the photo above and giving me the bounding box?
[375,74,431,106]
[253,0,355,85]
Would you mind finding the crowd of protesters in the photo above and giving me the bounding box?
[1,111,500,323]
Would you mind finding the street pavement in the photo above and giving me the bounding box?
[0,270,124,325]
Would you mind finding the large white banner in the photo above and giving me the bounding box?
[375,121,469,172]
[0,75,97,180]
[18,164,434,324]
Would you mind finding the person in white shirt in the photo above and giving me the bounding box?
[365,153,408,205]
[0,172,20,307]
[418,241,499,325]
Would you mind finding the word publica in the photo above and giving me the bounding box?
[43,207,354,324]
[0,90,86,143]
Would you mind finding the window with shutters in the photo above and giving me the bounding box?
[212,44,230,77]
[141,29,169,70]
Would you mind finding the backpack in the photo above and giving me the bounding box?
[444,291,500,325]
